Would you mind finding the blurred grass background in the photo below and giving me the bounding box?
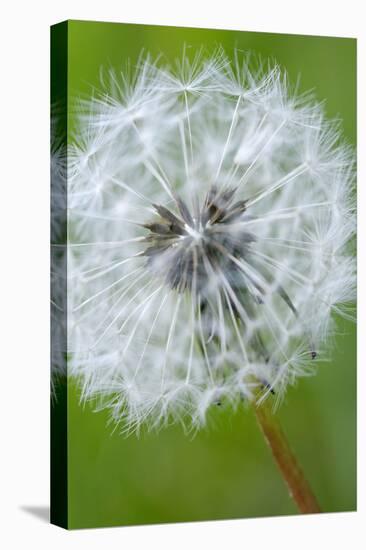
[66,20,356,528]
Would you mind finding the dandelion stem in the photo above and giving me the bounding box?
[253,398,321,514]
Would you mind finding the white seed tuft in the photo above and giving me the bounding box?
[66,49,356,432]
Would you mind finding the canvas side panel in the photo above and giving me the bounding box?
[50,20,68,529]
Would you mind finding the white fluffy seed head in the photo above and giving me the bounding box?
[66,49,355,433]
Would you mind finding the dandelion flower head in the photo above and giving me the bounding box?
[67,49,355,432]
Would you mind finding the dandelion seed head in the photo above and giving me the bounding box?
[67,49,355,432]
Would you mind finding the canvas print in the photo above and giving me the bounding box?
[51,20,356,529]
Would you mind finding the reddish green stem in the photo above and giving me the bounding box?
[254,399,321,514]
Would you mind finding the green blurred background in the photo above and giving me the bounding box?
[65,20,356,528]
